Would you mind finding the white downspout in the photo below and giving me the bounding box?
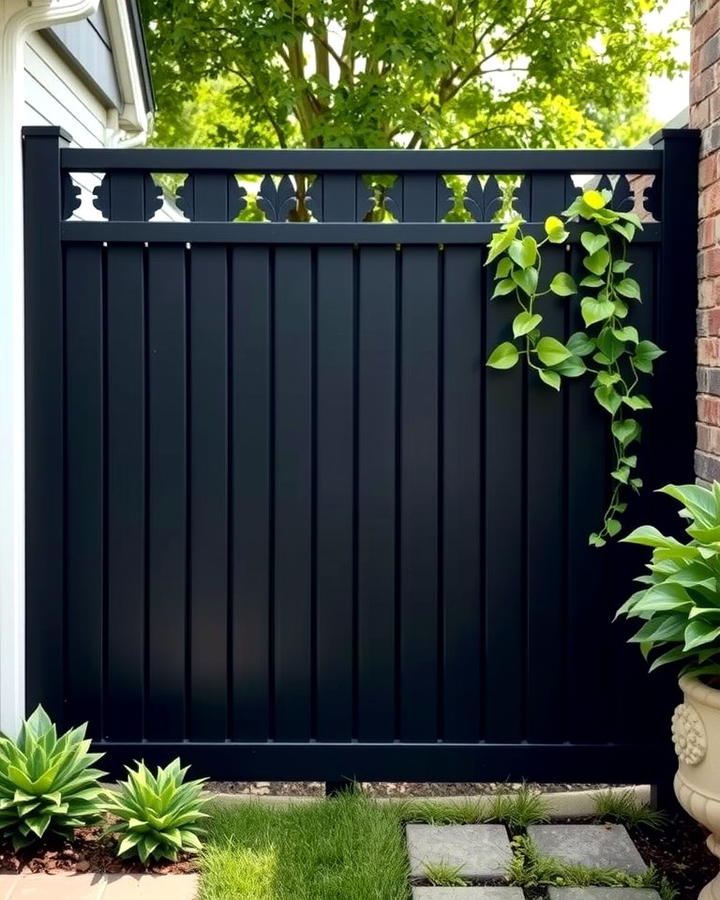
[0,0,99,737]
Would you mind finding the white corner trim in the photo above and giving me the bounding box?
[102,0,150,141]
[0,0,99,738]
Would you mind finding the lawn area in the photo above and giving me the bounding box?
[199,793,410,900]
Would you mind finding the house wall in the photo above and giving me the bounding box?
[692,0,720,484]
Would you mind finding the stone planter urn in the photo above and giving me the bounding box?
[673,675,720,899]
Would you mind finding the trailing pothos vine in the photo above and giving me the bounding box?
[485,188,664,547]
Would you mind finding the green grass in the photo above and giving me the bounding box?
[397,783,550,828]
[507,836,677,900]
[198,793,410,900]
[422,861,469,887]
[591,789,669,829]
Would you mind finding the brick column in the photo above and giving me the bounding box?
[694,0,720,483]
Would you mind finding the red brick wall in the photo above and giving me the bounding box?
[693,0,720,483]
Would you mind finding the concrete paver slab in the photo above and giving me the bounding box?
[527,825,648,874]
[549,889,661,900]
[5,874,106,900]
[103,875,198,899]
[413,888,525,899]
[406,824,512,880]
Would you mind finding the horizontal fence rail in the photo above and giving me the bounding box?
[23,127,699,784]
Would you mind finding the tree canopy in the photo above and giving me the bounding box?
[140,0,685,150]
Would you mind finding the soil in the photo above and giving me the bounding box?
[0,826,198,876]
[629,813,717,900]
[205,780,623,796]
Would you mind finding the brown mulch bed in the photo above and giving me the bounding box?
[0,826,198,876]
[629,813,717,900]
[205,780,623,796]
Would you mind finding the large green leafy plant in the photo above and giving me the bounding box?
[0,706,105,850]
[486,188,663,545]
[616,483,720,681]
[102,759,209,863]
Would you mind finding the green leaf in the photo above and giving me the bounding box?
[512,311,542,338]
[612,260,633,274]
[553,355,586,377]
[594,385,622,415]
[622,394,652,411]
[495,257,513,279]
[580,275,604,288]
[596,371,620,387]
[580,232,608,255]
[491,278,516,298]
[508,236,537,268]
[538,369,561,390]
[611,326,639,344]
[566,332,595,357]
[486,222,520,265]
[612,418,640,446]
[583,248,610,275]
[634,340,665,373]
[685,621,720,652]
[511,266,539,296]
[487,342,519,370]
[615,277,641,300]
[581,296,615,326]
[613,299,629,319]
[612,221,636,241]
[536,336,571,367]
[589,532,606,547]
[606,519,621,537]
[549,272,577,296]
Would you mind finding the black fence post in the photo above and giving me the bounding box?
[650,127,700,495]
[23,126,73,726]
[647,127,700,812]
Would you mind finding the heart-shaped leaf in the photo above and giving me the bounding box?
[549,272,577,296]
[538,369,561,390]
[536,336,571,367]
[512,311,542,338]
[581,297,614,326]
[487,342,519,370]
[580,232,608,255]
[583,248,610,275]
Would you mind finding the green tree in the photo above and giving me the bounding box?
[140,0,685,150]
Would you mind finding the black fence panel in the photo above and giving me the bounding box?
[23,127,699,784]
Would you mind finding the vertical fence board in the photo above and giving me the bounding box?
[231,246,272,741]
[65,244,104,737]
[441,245,482,743]
[526,175,567,742]
[400,245,439,741]
[105,245,146,740]
[484,252,524,742]
[189,246,228,740]
[356,247,397,742]
[146,245,187,741]
[274,246,313,740]
[316,246,355,741]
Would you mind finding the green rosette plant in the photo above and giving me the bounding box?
[485,188,664,546]
[102,758,209,864]
[0,705,105,850]
[616,483,720,680]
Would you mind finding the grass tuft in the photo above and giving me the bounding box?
[507,835,677,900]
[423,861,469,887]
[591,789,668,829]
[397,798,484,825]
[484,783,551,828]
[199,793,409,900]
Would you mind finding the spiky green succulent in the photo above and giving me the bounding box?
[0,705,105,850]
[102,759,209,863]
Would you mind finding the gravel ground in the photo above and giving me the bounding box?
[205,781,625,796]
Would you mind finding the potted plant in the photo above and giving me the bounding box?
[617,482,720,900]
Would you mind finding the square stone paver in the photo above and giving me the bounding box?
[527,825,647,874]
[413,889,525,899]
[549,890,661,900]
[102,875,198,898]
[406,824,512,880]
[3,875,106,900]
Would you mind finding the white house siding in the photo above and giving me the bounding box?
[24,31,107,219]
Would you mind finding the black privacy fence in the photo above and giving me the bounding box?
[23,127,698,784]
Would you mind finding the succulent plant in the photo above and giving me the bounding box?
[102,758,209,863]
[0,705,105,849]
